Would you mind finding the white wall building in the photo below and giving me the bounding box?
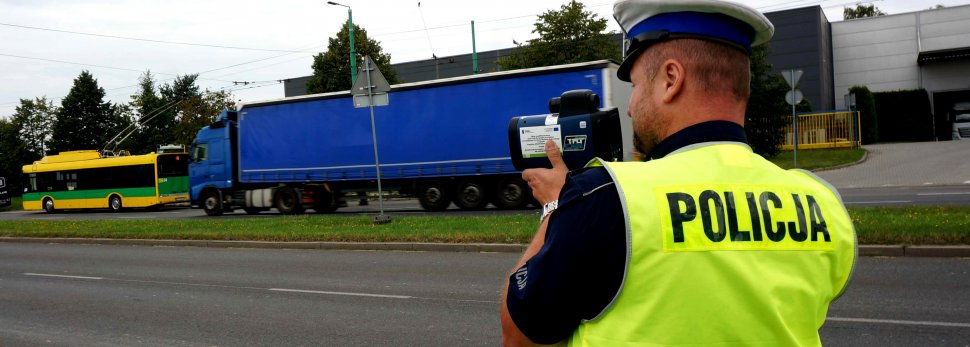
[833,4,970,118]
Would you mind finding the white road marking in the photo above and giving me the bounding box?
[844,200,912,205]
[117,216,158,219]
[24,273,103,280]
[828,317,970,328]
[269,288,412,299]
[917,192,970,196]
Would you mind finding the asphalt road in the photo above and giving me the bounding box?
[0,243,509,346]
[0,243,968,346]
[840,184,970,207]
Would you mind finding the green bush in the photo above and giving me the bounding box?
[849,86,878,144]
[873,89,933,142]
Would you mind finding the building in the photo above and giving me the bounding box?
[764,6,835,111]
[832,4,970,139]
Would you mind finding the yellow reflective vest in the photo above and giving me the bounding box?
[569,142,856,347]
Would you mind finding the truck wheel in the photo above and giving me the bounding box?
[202,190,224,216]
[108,195,123,212]
[493,177,530,209]
[275,187,305,215]
[313,190,339,213]
[454,178,488,210]
[417,180,451,211]
[43,198,56,213]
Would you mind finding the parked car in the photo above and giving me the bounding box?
[0,176,10,208]
[953,102,970,140]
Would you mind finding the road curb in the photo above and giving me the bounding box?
[813,149,869,172]
[2,237,968,256]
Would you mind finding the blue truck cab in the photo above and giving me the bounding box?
[189,110,237,214]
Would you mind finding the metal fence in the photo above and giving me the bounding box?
[782,111,861,150]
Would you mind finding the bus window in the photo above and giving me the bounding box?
[158,155,189,178]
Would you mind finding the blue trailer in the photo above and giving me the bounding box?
[188,60,632,215]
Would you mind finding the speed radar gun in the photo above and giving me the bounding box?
[508,89,624,171]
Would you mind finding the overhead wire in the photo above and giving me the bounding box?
[0,21,318,53]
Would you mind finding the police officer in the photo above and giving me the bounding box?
[501,0,856,346]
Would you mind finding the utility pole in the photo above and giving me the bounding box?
[327,1,357,84]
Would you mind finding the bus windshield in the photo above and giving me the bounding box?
[157,154,188,178]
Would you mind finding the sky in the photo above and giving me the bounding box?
[1,0,967,119]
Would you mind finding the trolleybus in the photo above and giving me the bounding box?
[21,149,189,212]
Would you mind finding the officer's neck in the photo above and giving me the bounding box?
[646,90,748,161]
[661,89,746,139]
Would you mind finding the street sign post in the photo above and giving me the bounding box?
[783,69,803,168]
[351,56,392,224]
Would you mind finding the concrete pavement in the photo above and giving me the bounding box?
[816,141,970,188]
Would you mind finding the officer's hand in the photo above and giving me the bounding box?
[522,140,567,205]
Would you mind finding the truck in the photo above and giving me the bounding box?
[188,60,633,216]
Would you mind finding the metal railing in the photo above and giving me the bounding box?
[782,111,861,150]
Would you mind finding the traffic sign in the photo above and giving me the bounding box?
[352,56,390,96]
[783,69,803,88]
[785,90,804,106]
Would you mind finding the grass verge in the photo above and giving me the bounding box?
[0,214,539,244]
[768,148,866,171]
[850,206,970,245]
[1,206,968,245]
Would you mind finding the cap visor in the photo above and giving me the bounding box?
[616,45,647,82]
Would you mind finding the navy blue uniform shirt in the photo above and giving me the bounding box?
[506,121,749,344]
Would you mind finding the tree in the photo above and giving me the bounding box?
[844,3,887,19]
[172,89,235,146]
[49,71,126,153]
[11,97,56,158]
[124,73,230,152]
[0,117,32,192]
[126,71,166,153]
[306,23,397,94]
[745,44,790,158]
[497,0,620,70]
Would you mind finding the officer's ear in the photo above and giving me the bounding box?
[659,59,685,104]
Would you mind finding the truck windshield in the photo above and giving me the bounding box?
[955,114,970,123]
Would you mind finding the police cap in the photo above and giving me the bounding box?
[613,0,774,82]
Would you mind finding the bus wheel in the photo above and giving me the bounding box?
[493,177,530,209]
[275,187,305,215]
[202,190,224,216]
[454,178,488,210]
[43,198,56,213]
[108,195,123,212]
[417,180,451,211]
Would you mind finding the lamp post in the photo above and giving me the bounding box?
[327,1,356,84]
